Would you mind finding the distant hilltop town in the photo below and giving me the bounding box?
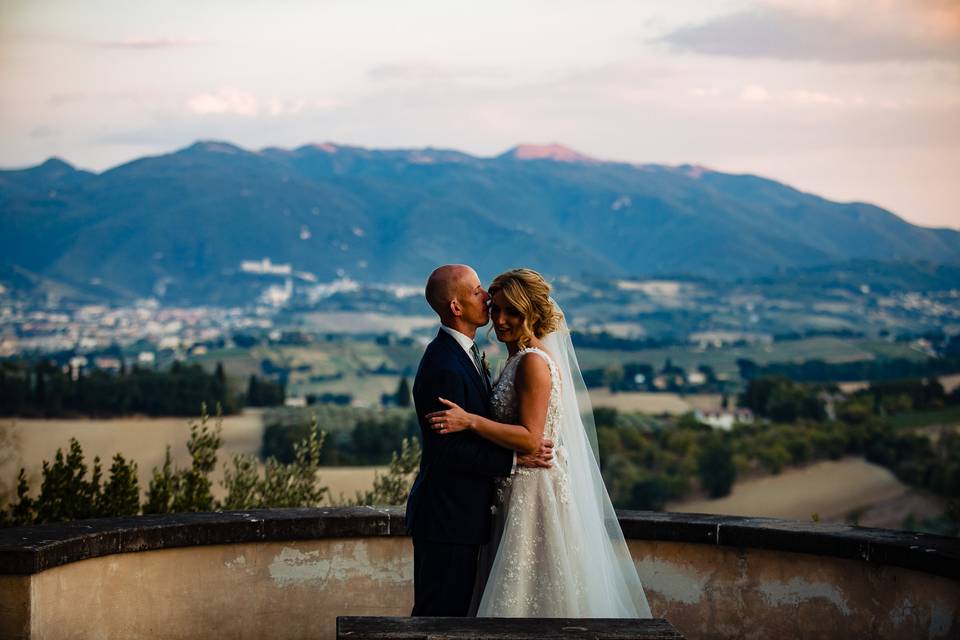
[240,258,292,276]
[240,257,318,283]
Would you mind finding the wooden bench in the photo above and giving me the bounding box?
[336,617,685,639]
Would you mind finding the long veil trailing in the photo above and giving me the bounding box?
[540,300,652,617]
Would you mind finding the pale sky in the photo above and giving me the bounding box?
[1,0,958,228]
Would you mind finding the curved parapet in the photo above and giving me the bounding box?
[0,508,957,639]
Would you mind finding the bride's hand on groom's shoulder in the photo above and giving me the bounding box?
[427,398,473,434]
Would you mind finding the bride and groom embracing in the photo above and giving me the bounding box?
[405,264,652,618]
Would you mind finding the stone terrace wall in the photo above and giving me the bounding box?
[0,508,957,640]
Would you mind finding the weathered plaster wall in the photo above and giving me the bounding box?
[0,575,30,640]
[4,537,957,640]
[629,540,960,640]
[21,538,413,640]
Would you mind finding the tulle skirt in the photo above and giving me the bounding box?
[471,463,652,618]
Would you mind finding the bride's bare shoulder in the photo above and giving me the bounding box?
[515,348,551,386]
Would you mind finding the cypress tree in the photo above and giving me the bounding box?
[98,454,140,517]
[395,377,411,407]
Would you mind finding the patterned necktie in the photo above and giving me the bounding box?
[470,343,490,392]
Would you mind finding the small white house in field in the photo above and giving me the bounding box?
[284,396,307,408]
[695,408,754,431]
[68,356,88,380]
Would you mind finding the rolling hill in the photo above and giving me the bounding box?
[1,141,957,304]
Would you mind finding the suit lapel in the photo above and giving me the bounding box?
[436,330,490,401]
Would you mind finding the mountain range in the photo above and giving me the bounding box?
[1,141,958,304]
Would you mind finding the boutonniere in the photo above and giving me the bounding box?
[481,351,491,379]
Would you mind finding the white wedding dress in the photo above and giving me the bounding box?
[473,325,652,618]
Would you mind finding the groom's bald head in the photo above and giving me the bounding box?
[425,264,475,318]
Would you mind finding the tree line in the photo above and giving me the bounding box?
[737,355,960,383]
[261,409,419,466]
[573,328,874,352]
[0,359,285,417]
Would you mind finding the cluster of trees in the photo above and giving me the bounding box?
[741,373,960,424]
[0,444,140,526]
[861,418,960,501]
[596,411,716,510]
[1,404,421,527]
[262,408,418,466]
[738,375,827,422]
[245,374,285,407]
[380,377,411,408]
[741,374,959,424]
[737,355,960,383]
[850,378,955,415]
[0,359,286,417]
[306,392,352,406]
[582,361,722,393]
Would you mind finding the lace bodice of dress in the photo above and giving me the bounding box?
[490,347,562,443]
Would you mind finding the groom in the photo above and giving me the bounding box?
[406,264,553,617]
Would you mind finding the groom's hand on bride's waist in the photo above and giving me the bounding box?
[517,439,554,469]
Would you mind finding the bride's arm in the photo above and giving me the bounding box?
[427,354,551,454]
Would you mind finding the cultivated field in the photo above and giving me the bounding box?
[667,457,909,524]
[323,466,389,502]
[589,390,722,415]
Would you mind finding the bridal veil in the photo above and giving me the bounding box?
[539,301,652,617]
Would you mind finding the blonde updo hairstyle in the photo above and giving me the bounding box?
[488,268,563,349]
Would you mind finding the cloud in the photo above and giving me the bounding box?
[187,89,259,116]
[660,1,960,63]
[740,85,771,102]
[96,37,206,50]
[735,84,857,108]
[184,90,337,118]
[784,89,846,107]
[267,98,307,116]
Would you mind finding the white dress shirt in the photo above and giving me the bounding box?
[440,325,485,376]
[439,324,516,473]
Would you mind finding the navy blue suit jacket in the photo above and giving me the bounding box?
[405,329,514,545]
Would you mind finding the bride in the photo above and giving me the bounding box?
[426,268,652,618]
